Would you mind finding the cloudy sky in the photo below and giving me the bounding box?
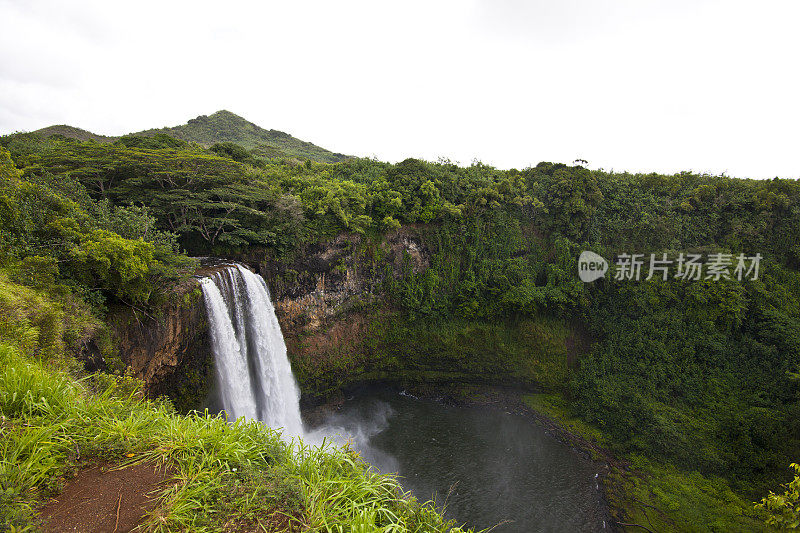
[1,0,798,179]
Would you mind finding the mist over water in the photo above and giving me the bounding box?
[307,390,607,533]
[304,398,400,474]
[201,265,605,531]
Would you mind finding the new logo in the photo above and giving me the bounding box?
[578,251,608,282]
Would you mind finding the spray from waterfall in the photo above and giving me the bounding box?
[200,264,303,437]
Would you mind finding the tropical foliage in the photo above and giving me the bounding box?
[756,463,800,529]
[1,129,799,530]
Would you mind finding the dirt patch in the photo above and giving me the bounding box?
[40,462,170,533]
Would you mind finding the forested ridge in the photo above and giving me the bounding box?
[1,129,799,531]
[32,110,351,163]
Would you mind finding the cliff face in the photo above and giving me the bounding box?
[106,226,572,409]
[263,228,429,333]
[107,282,215,411]
[251,228,570,402]
[240,227,438,401]
[94,230,430,410]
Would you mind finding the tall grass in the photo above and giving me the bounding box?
[0,343,469,532]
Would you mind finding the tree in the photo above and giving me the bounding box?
[67,229,156,305]
[756,463,800,529]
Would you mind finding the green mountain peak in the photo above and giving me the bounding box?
[136,110,350,163]
[28,111,351,163]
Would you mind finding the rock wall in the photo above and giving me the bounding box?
[105,226,572,409]
[261,227,429,335]
[106,280,215,411]
[246,226,438,402]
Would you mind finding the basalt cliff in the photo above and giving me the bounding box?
[103,226,574,409]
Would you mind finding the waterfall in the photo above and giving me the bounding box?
[199,264,303,437]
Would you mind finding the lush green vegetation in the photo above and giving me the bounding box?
[523,393,772,532]
[0,143,465,531]
[32,110,351,163]
[30,124,115,143]
[756,464,800,529]
[1,128,798,531]
[134,110,350,163]
[0,308,463,531]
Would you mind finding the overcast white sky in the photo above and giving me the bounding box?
[1,0,798,179]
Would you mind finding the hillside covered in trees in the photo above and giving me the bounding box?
[31,110,351,163]
[1,129,799,531]
[0,134,464,531]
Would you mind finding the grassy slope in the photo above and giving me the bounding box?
[0,275,465,532]
[135,110,351,163]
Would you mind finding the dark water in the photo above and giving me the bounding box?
[306,390,607,532]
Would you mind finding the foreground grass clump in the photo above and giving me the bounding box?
[0,345,468,532]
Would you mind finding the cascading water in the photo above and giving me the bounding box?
[199,264,303,437]
[199,264,605,532]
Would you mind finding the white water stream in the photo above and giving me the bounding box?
[199,264,303,437]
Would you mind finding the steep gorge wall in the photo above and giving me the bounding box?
[105,227,576,409]
[106,282,215,411]
[249,227,573,402]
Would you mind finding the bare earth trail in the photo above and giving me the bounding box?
[40,462,170,533]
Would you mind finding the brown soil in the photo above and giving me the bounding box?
[40,462,170,533]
